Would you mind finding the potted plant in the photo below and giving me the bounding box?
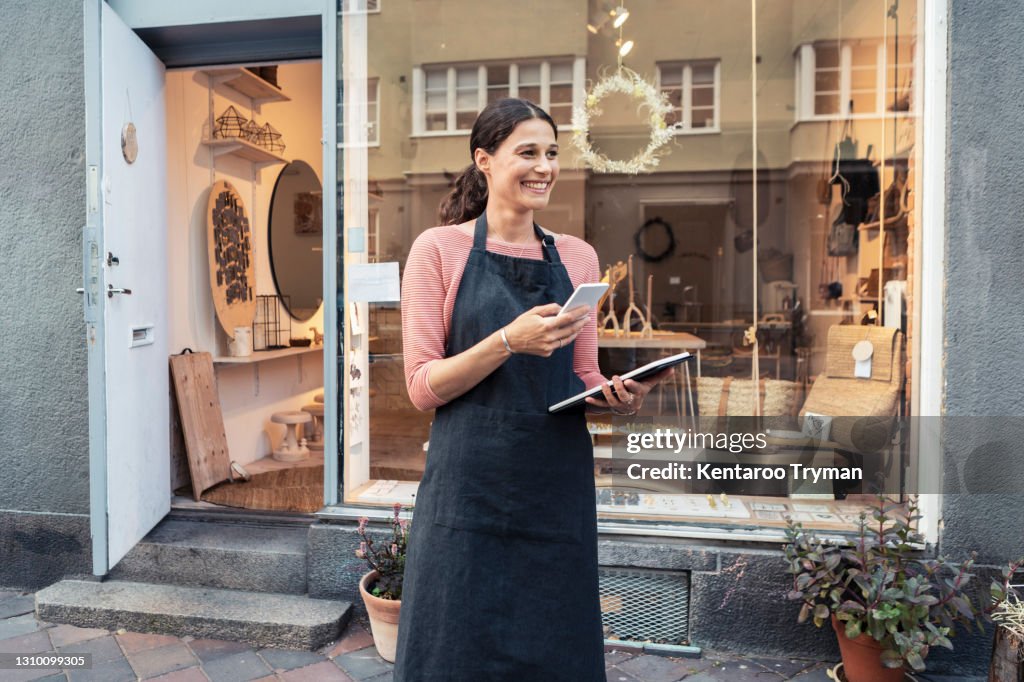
[990,561,1024,681]
[784,495,1012,682]
[355,502,410,663]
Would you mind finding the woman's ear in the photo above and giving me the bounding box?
[473,148,491,176]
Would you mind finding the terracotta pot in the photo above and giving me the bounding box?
[832,614,906,682]
[359,570,402,663]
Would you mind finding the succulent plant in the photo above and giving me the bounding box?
[356,502,411,600]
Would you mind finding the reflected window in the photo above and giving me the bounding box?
[798,39,913,119]
[657,60,720,132]
[338,77,380,146]
[415,58,582,135]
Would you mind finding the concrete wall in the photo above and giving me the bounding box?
[0,0,92,587]
[932,0,1024,674]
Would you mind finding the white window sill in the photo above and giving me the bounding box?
[338,142,381,149]
[672,127,720,136]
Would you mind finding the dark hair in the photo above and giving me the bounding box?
[438,98,558,225]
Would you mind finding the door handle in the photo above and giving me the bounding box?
[107,285,132,298]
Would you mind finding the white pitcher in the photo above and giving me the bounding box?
[229,326,253,357]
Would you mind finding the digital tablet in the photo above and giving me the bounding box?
[559,282,609,314]
[548,352,695,414]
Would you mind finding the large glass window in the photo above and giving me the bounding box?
[339,0,925,536]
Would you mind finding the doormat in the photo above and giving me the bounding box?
[182,464,324,513]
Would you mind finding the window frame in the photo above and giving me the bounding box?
[339,0,381,15]
[795,39,914,121]
[338,76,380,148]
[655,59,722,135]
[412,56,585,137]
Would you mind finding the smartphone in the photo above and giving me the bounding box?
[559,282,609,315]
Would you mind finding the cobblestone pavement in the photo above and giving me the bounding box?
[0,588,980,681]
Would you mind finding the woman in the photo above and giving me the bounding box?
[395,98,671,681]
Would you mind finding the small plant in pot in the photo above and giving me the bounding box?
[355,502,410,663]
[784,495,1009,682]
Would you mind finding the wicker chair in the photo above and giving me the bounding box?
[799,325,905,483]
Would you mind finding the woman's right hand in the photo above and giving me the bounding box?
[503,303,591,357]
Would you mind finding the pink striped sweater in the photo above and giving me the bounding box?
[401,223,606,411]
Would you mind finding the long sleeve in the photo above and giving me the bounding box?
[401,232,449,411]
[572,247,606,390]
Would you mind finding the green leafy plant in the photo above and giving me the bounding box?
[784,495,1018,673]
[355,502,411,600]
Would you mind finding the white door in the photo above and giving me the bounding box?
[84,0,169,574]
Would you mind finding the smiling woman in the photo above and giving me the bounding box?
[393,98,672,680]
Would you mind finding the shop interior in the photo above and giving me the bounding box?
[165,60,329,513]
[341,0,921,533]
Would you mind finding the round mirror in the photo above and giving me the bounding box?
[269,160,324,321]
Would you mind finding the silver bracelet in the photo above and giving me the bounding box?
[499,327,514,354]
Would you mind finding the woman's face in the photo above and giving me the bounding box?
[476,117,559,214]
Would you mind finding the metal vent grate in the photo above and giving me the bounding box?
[599,568,690,645]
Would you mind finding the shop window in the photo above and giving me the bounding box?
[796,39,915,120]
[338,77,379,147]
[657,60,720,133]
[414,57,583,135]
[341,0,926,539]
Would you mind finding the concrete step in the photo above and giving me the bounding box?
[108,518,308,595]
[35,579,351,650]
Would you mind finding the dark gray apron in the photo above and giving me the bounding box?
[394,214,605,681]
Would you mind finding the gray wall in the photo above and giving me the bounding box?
[935,0,1024,674]
[0,0,91,586]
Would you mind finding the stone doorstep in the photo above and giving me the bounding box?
[108,519,309,595]
[34,580,352,651]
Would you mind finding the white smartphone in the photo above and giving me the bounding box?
[559,282,609,315]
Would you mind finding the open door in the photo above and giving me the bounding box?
[83,0,169,574]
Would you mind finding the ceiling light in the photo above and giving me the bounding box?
[618,40,634,57]
[612,7,630,29]
[587,23,599,34]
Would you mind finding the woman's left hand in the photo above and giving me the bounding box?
[584,367,675,415]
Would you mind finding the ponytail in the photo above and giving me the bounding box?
[439,163,488,226]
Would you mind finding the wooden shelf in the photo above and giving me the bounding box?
[213,345,322,365]
[203,67,290,104]
[201,137,288,167]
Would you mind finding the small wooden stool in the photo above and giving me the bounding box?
[271,411,311,462]
[302,403,325,451]
[314,392,324,404]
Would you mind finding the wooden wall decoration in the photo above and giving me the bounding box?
[206,180,256,338]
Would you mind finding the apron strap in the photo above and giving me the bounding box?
[472,212,561,264]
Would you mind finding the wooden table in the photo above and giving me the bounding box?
[597,331,707,420]
[597,331,706,376]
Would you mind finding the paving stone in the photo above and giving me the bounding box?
[748,656,820,678]
[56,634,123,665]
[0,590,25,601]
[0,659,64,682]
[201,650,273,682]
[0,595,37,619]
[364,672,393,682]
[324,626,374,658]
[259,647,326,671]
[32,674,68,682]
[116,631,183,654]
[605,669,644,682]
[604,650,638,665]
[127,642,198,679]
[334,646,392,680]
[788,664,834,681]
[146,666,210,682]
[280,660,355,681]
[617,654,694,682]
[0,614,48,640]
[682,660,787,681]
[187,638,253,663]
[46,625,109,649]
[66,656,136,682]
[0,628,52,654]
